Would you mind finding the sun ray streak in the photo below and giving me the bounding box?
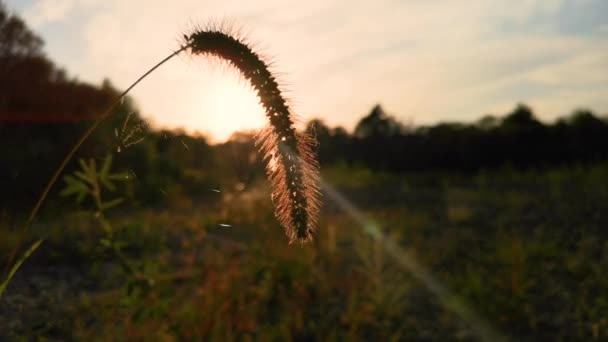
[320,179,507,342]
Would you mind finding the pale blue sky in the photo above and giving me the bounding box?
[5,0,608,141]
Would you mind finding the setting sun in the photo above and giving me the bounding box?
[192,72,266,142]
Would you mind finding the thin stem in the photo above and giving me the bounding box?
[27,46,188,227]
[2,46,188,282]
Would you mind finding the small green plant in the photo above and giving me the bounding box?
[60,155,127,220]
[60,155,154,292]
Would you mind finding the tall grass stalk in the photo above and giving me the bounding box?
[1,24,320,298]
[186,27,320,243]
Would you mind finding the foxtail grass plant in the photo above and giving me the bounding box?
[1,23,321,298]
[186,28,321,243]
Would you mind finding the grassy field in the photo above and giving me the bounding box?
[1,163,607,341]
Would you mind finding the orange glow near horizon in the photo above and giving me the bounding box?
[191,74,267,143]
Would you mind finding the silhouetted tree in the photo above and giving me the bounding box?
[354,104,403,139]
[477,115,500,130]
[561,109,608,162]
[0,1,43,58]
[502,103,541,128]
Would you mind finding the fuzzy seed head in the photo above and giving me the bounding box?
[185,26,320,243]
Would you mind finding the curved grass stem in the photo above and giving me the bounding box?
[1,47,187,298]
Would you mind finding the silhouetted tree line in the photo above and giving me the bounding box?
[1,3,145,213]
[307,104,608,172]
[0,2,114,122]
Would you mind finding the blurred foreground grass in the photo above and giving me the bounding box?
[1,163,607,341]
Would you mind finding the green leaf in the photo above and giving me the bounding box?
[78,159,89,174]
[88,159,98,180]
[0,239,44,299]
[101,197,124,211]
[100,178,117,192]
[107,172,130,181]
[101,154,113,178]
[63,174,80,186]
[76,190,87,204]
[60,175,88,198]
[75,170,91,184]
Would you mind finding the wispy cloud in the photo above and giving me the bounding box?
[21,0,74,26]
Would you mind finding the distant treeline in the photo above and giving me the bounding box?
[308,104,608,172]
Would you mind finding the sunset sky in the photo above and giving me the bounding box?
[5,0,608,142]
